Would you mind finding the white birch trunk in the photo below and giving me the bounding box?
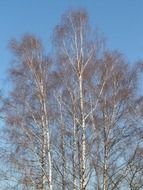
[79,74,86,190]
[42,96,53,190]
[72,104,77,190]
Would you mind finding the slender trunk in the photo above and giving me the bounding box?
[77,130,81,189]
[103,116,108,190]
[60,105,66,190]
[40,84,52,190]
[79,74,86,190]
[90,101,101,190]
[72,104,77,190]
[103,143,108,190]
[58,96,66,190]
[47,128,52,190]
[43,99,53,190]
[61,132,66,190]
[41,117,47,190]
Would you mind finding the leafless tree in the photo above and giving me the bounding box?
[1,9,142,190]
[4,35,54,190]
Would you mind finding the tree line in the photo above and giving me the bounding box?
[0,9,143,190]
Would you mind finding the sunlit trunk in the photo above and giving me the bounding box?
[79,74,86,190]
[72,104,77,190]
[40,83,53,190]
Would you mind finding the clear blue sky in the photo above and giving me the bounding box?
[0,0,143,89]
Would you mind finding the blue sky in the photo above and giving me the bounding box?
[0,0,143,89]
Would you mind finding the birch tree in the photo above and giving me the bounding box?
[4,35,53,190]
[53,9,105,190]
[1,9,142,190]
